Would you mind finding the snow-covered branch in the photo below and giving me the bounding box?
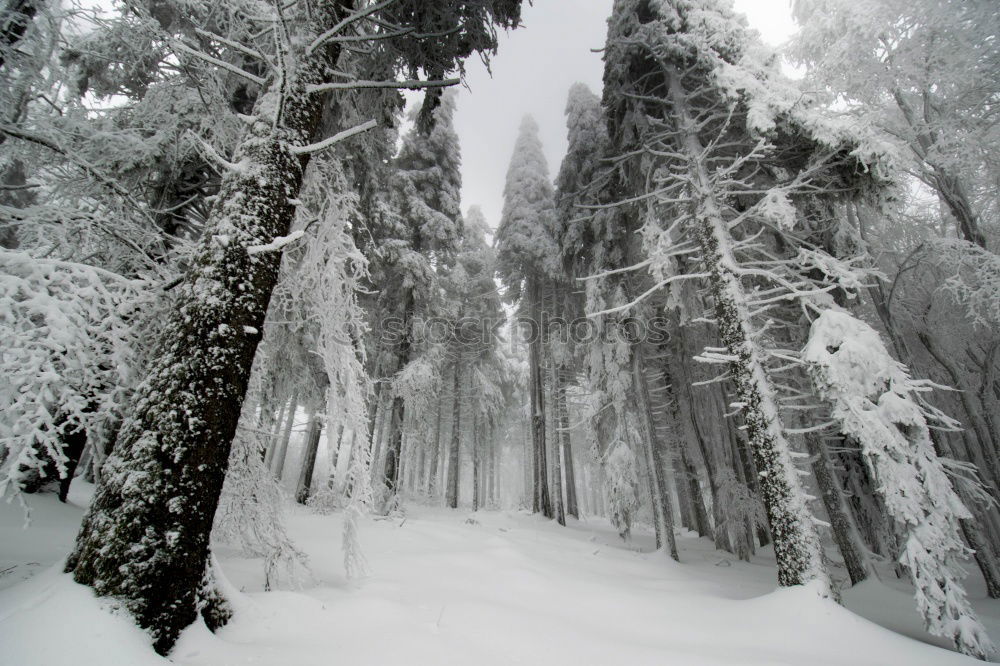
[306,78,459,94]
[172,42,267,87]
[287,119,377,156]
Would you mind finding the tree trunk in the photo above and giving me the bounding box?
[64,5,353,653]
[684,453,712,539]
[671,67,825,587]
[382,290,413,493]
[806,434,869,586]
[328,422,345,488]
[446,362,461,509]
[295,410,323,504]
[57,422,88,503]
[263,398,288,467]
[631,342,678,560]
[428,383,446,497]
[382,395,406,492]
[549,357,566,526]
[528,277,552,517]
[472,412,480,512]
[272,392,298,482]
[561,403,579,519]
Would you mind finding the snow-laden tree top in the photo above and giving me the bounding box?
[604,0,898,190]
[555,83,609,265]
[495,115,560,292]
[390,90,463,255]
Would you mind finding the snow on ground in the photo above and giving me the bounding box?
[1,485,997,665]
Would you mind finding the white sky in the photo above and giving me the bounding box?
[452,0,798,228]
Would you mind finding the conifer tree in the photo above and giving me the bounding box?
[64,1,523,654]
[496,115,560,519]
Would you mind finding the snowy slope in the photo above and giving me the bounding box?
[1,487,995,665]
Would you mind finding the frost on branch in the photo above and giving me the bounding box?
[803,308,995,660]
[0,249,145,503]
[213,411,310,591]
[924,238,1000,329]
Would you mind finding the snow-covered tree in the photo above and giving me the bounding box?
[64,1,523,654]
[596,0,901,589]
[0,250,147,502]
[791,0,999,248]
[804,308,995,659]
[496,115,560,519]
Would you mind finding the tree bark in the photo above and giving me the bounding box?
[446,362,461,509]
[528,277,552,517]
[631,342,678,560]
[295,410,323,504]
[806,434,869,586]
[428,382,446,497]
[472,411,480,511]
[549,355,566,526]
[561,390,580,519]
[65,4,353,653]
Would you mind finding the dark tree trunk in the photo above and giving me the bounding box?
[57,423,88,503]
[472,412,480,512]
[295,410,323,504]
[428,382,446,496]
[554,365,579,519]
[382,395,406,492]
[548,353,566,526]
[64,5,352,654]
[528,277,552,518]
[446,362,461,509]
[806,434,869,586]
[631,343,678,560]
[328,422,345,485]
[382,291,413,493]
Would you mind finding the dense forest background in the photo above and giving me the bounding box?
[1,0,998,661]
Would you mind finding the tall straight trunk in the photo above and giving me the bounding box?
[263,398,288,467]
[631,343,678,560]
[382,395,406,492]
[472,412,481,512]
[65,4,354,652]
[673,452,694,531]
[684,452,712,539]
[413,427,426,494]
[562,423,579,519]
[428,383,446,497]
[382,292,413,493]
[806,434,869,586]
[528,277,552,517]
[272,392,298,482]
[669,71,826,588]
[446,362,462,508]
[549,356,566,526]
[523,400,532,508]
[369,387,392,486]
[295,410,323,504]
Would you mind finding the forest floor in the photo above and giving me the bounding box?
[1,483,997,665]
